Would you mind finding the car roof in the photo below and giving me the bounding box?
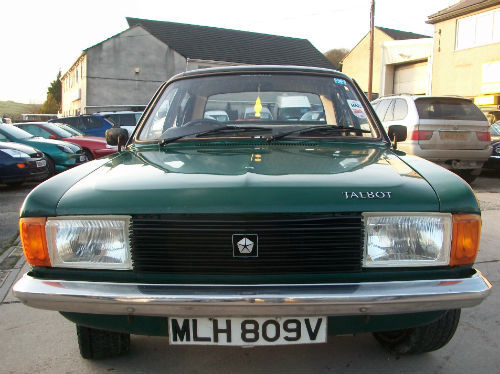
[372,95,473,102]
[169,65,348,84]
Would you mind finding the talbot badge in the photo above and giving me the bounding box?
[343,191,392,199]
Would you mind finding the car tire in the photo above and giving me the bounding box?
[45,156,56,178]
[373,309,461,355]
[83,149,94,161]
[76,325,130,359]
[455,170,478,184]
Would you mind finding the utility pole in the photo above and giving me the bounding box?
[368,0,375,100]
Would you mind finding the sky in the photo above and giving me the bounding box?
[0,0,459,104]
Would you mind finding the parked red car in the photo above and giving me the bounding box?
[14,122,117,160]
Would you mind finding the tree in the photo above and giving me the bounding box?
[39,93,59,114]
[39,71,61,114]
[324,48,350,71]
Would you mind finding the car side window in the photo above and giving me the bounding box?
[393,99,408,121]
[0,132,8,141]
[374,99,391,121]
[23,125,51,138]
[384,100,395,121]
[81,116,102,129]
[62,117,81,130]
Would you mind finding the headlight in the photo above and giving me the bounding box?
[45,216,131,269]
[57,144,75,153]
[1,149,30,158]
[363,213,452,267]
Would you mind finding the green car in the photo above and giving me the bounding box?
[13,66,491,359]
[0,124,87,175]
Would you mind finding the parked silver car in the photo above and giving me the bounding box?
[371,95,491,183]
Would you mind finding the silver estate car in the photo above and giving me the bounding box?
[371,95,491,183]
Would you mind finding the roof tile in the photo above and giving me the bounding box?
[126,17,334,69]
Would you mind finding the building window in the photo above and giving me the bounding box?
[456,8,500,50]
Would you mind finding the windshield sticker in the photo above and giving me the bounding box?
[334,78,346,85]
[347,100,367,119]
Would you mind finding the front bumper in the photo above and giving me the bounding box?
[13,271,491,317]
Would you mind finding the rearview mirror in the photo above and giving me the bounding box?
[388,125,407,149]
[106,128,129,151]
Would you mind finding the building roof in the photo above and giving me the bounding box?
[341,26,429,63]
[376,27,429,40]
[126,17,334,69]
[427,0,498,24]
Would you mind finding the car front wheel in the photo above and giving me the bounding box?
[76,325,130,359]
[373,309,461,355]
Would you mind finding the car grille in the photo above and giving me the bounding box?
[130,213,363,275]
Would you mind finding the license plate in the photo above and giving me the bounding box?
[439,131,469,140]
[168,317,326,346]
[79,155,87,162]
[36,160,46,168]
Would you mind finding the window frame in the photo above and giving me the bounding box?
[455,8,500,50]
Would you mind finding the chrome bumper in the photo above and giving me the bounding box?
[13,271,491,317]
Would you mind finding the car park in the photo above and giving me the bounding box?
[204,110,230,122]
[14,122,117,160]
[371,95,491,183]
[13,65,491,359]
[243,106,273,120]
[48,114,111,137]
[0,141,49,186]
[0,124,87,175]
[300,110,325,121]
[49,112,142,137]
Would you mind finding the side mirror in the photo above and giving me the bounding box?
[388,125,407,149]
[106,127,129,151]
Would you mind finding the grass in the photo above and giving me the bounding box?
[0,101,42,121]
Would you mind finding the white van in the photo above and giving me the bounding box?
[276,96,311,120]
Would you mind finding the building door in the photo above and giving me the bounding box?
[393,61,428,95]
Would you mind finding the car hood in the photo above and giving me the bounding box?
[0,141,39,154]
[51,143,443,215]
[23,137,81,152]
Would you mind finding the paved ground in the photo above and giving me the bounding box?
[0,174,499,374]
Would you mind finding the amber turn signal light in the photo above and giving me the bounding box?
[19,217,51,267]
[450,214,481,266]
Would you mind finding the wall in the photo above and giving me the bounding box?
[85,27,186,113]
[61,55,87,116]
[431,4,500,98]
[342,29,394,95]
[379,38,433,96]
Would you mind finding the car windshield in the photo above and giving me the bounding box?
[138,74,378,141]
[41,122,75,138]
[0,124,34,139]
[53,123,85,136]
[414,98,486,121]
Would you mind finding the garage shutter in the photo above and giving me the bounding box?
[393,61,428,95]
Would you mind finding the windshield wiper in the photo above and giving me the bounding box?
[159,119,269,145]
[266,125,372,142]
